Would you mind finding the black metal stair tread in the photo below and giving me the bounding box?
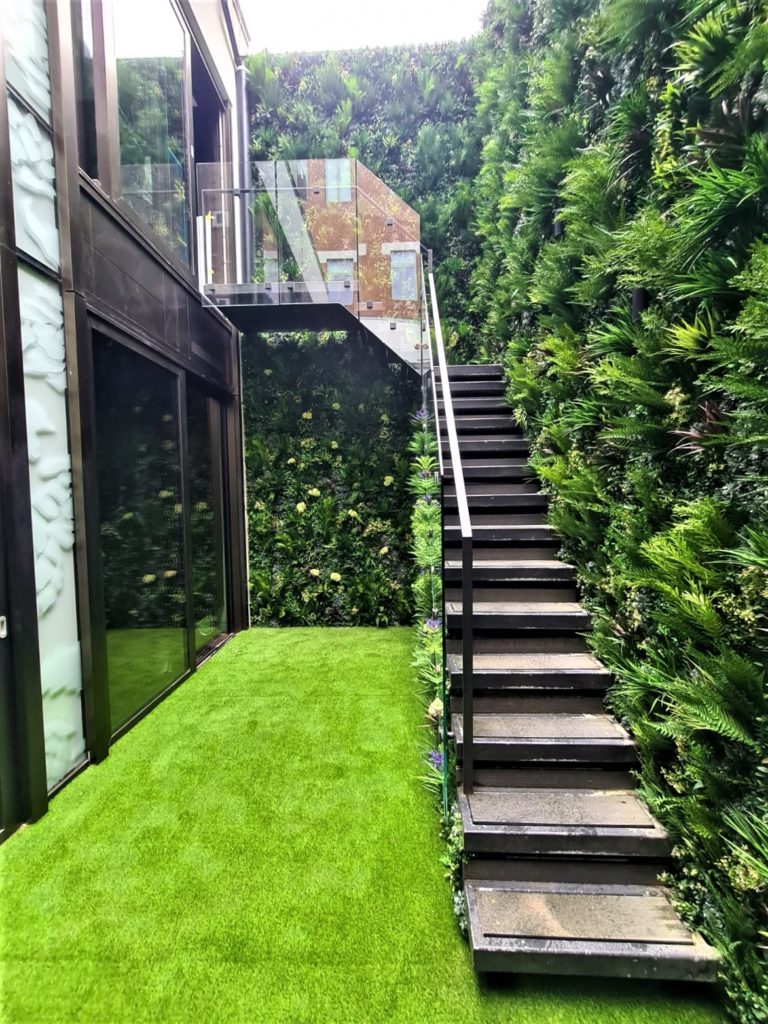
[444,549,569,565]
[453,712,632,743]
[438,398,509,412]
[445,457,531,470]
[437,380,506,395]
[446,482,541,494]
[445,514,550,527]
[446,586,577,601]
[447,600,588,617]
[441,414,517,428]
[435,364,503,379]
[448,651,608,675]
[462,787,658,829]
[465,880,720,979]
[452,434,527,443]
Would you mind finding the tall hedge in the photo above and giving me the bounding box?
[470,2,768,1018]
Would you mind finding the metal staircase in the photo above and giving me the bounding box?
[431,351,720,981]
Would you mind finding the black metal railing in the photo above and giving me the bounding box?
[422,251,474,795]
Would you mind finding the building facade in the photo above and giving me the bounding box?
[0,0,424,838]
[0,0,251,838]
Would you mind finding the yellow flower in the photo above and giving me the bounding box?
[330,441,339,450]
[158,490,173,499]
[164,570,177,579]
[195,501,208,512]
[347,509,359,519]
[263,368,273,376]
[296,502,306,514]
[287,458,297,465]
[122,512,134,521]
[427,697,443,721]
[379,546,389,556]
[383,476,394,487]
[142,574,156,584]
[302,411,313,420]
[174,503,183,514]
[309,568,320,577]
[331,402,341,411]
[329,572,341,583]
[308,488,321,498]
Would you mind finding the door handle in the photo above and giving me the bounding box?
[0,616,7,639]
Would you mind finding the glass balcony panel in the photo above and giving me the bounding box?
[195,159,424,370]
[356,163,422,368]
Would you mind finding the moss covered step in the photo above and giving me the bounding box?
[444,483,548,511]
[464,879,720,981]
[453,708,637,764]
[458,784,670,858]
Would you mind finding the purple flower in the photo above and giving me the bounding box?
[428,750,444,771]
[412,408,429,422]
[418,470,432,479]
[424,617,442,630]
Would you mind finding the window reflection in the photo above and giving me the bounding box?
[114,0,189,262]
[187,384,229,653]
[93,338,188,731]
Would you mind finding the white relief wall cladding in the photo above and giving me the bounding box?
[7,99,59,272]
[3,0,51,122]
[18,270,86,787]
[5,0,86,787]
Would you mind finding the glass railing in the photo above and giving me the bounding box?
[195,159,426,371]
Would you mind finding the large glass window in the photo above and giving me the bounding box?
[187,384,229,654]
[93,338,188,731]
[72,0,97,178]
[113,0,189,263]
[390,249,417,301]
[325,159,352,203]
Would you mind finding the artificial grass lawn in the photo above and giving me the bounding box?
[0,628,723,1023]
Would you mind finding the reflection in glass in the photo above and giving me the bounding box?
[187,385,228,653]
[93,338,187,731]
[113,0,189,262]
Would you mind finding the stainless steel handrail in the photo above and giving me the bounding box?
[423,252,474,795]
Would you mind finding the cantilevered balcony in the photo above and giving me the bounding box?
[196,159,427,371]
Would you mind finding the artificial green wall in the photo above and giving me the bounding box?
[470,2,768,1018]
[243,333,417,626]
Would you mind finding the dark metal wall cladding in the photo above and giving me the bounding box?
[79,186,235,390]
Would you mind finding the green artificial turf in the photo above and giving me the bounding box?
[0,628,724,1023]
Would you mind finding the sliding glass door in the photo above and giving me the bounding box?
[0,499,17,835]
[187,383,229,654]
[93,337,188,732]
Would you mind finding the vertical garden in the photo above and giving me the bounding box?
[243,332,418,626]
[248,3,768,1016]
[470,2,768,1019]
